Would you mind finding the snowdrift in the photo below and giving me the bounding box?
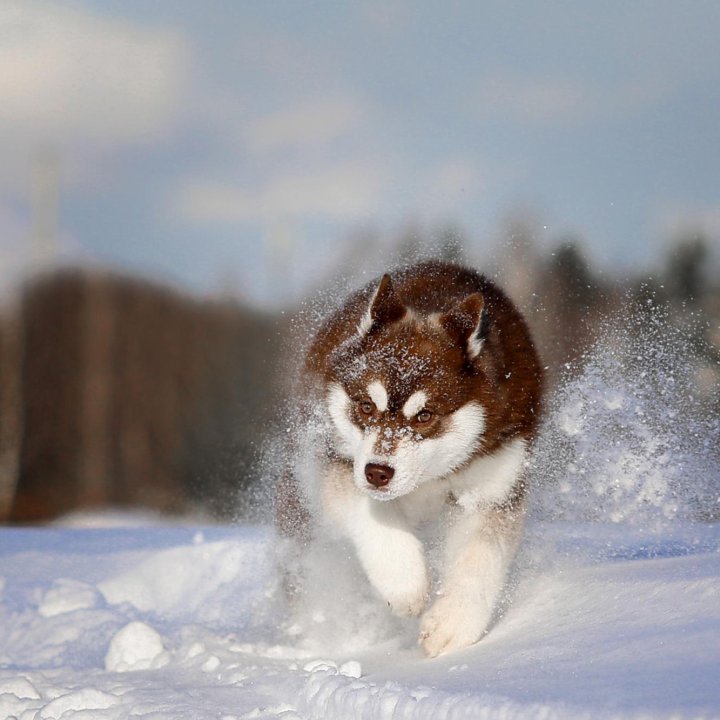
[1,522,719,719]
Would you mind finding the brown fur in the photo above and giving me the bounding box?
[306,261,543,453]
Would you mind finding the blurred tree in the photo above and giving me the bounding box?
[550,241,597,305]
[11,270,279,523]
[665,234,709,305]
[0,309,22,521]
[538,238,608,383]
[662,234,720,413]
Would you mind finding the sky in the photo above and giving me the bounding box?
[1,0,719,306]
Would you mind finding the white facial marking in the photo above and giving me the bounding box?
[367,380,388,413]
[402,390,428,419]
[327,383,362,456]
[357,401,487,500]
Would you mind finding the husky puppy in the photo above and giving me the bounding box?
[278,261,543,657]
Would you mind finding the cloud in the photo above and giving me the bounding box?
[244,97,366,155]
[476,76,586,124]
[0,1,188,147]
[474,73,671,126]
[360,2,412,34]
[409,158,485,221]
[427,159,482,198]
[176,160,383,225]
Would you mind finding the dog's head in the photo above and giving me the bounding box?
[325,273,490,500]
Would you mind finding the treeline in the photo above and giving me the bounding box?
[0,270,280,523]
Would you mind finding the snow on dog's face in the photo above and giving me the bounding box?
[326,274,489,500]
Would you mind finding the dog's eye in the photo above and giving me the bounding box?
[416,409,434,424]
[358,400,375,416]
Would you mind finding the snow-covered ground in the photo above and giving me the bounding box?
[2,308,718,719]
[1,519,719,720]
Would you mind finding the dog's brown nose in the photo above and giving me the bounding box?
[365,463,395,488]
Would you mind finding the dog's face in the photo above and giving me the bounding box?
[325,275,489,500]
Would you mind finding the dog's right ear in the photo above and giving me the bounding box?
[440,292,486,360]
[357,274,406,338]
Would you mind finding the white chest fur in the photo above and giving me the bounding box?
[396,437,527,525]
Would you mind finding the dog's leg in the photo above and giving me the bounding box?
[420,505,524,657]
[351,496,430,617]
[320,464,429,617]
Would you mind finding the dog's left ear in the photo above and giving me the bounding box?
[440,293,486,360]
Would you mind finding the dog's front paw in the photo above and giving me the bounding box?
[361,537,429,617]
[378,556,429,618]
[419,594,491,657]
[384,578,428,618]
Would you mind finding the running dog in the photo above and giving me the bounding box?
[277,260,543,656]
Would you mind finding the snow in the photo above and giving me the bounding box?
[104,621,169,672]
[38,580,98,618]
[0,521,719,719]
[1,306,718,718]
